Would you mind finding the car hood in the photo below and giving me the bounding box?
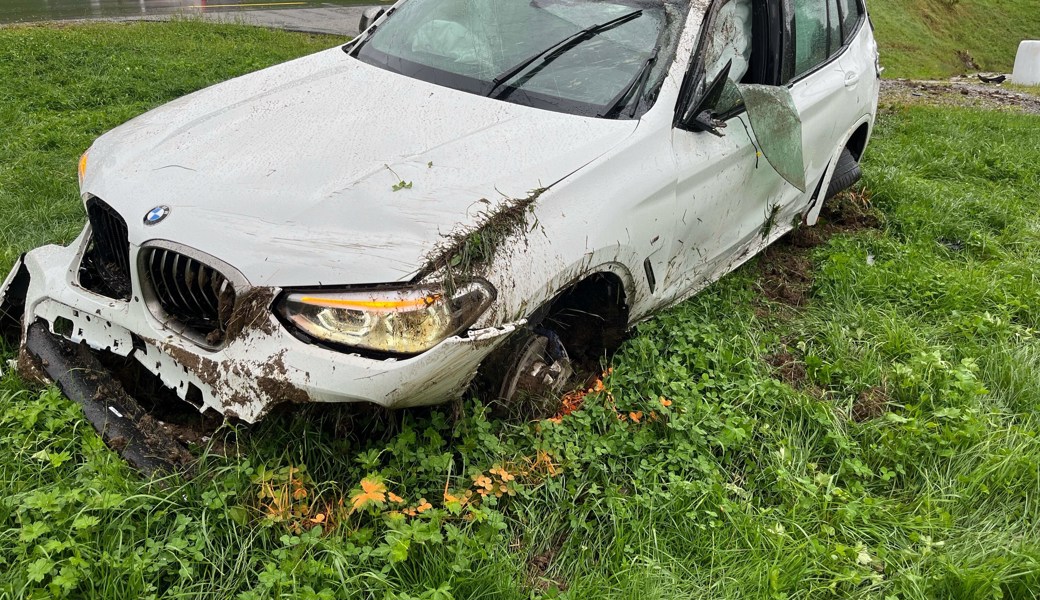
[86,47,639,287]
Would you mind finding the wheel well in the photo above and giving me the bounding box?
[0,261,30,348]
[846,123,870,161]
[533,272,630,371]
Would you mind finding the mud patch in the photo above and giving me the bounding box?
[160,342,223,389]
[852,385,889,422]
[223,288,278,342]
[255,353,310,406]
[100,350,236,458]
[16,343,51,387]
[764,351,807,387]
[526,533,569,593]
[421,188,546,282]
[758,189,881,308]
[138,414,196,467]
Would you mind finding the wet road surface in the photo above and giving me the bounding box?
[0,0,376,24]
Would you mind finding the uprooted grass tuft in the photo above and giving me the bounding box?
[421,188,546,284]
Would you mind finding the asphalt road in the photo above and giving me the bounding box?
[0,0,381,36]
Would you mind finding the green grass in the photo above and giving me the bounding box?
[2,20,1040,600]
[870,0,1040,79]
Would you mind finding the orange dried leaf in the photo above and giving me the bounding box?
[350,477,387,512]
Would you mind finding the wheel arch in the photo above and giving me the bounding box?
[803,115,873,226]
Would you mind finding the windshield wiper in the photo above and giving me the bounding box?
[598,46,660,119]
[486,9,643,99]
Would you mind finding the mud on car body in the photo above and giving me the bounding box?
[0,0,879,469]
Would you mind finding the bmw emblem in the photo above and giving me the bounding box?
[144,205,170,226]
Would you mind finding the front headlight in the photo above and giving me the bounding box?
[278,281,496,355]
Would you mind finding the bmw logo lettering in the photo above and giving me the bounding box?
[144,205,170,226]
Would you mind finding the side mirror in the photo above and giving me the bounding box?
[359,7,387,33]
[680,60,733,136]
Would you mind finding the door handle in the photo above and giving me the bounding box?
[844,70,861,87]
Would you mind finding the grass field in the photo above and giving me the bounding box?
[1,19,1039,600]
[870,0,1040,79]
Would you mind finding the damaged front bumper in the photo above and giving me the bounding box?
[1,235,517,425]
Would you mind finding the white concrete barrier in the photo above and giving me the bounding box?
[1012,41,1040,86]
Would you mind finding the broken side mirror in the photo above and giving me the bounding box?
[359,7,387,32]
[734,84,807,192]
[681,60,733,136]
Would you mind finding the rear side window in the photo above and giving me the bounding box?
[792,0,829,77]
[792,0,855,79]
[838,0,861,43]
[827,0,842,54]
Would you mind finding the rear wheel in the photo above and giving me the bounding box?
[825,148,862,200]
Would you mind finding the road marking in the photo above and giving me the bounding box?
[186,2,308,8]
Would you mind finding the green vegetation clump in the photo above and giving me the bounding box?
[1,20,1039,600]
[870,0,1040,78]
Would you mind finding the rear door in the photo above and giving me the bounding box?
[834,0,878,121]
[784,0,859,219]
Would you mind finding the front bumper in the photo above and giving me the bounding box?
[2,233,516,423]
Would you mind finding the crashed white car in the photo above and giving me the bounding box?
[1,0,878,467]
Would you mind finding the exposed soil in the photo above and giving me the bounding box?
[758,249,814,306]
[764,350,807,387]
[526,533,569,593]
[758,190,881,392]
[851,385,889,422]
[881,78,1040,115]
[758,188,880,309]
[16,343,51,387]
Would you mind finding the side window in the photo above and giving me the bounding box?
[792,0,828,77]
[838,0,861,43]
[827,0,842,54]
[700,0,774,115]
[703,0,755,86]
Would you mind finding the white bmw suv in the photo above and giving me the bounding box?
[1,0,879,469]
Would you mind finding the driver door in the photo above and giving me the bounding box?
[664,0,802,297]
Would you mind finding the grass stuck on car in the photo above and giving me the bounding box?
[0,0,879,472]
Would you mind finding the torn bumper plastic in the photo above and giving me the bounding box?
[22,320,192,475]
[1,235,517,424]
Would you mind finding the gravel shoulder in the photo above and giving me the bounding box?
[881,77,1040,114]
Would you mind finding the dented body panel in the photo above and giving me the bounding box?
[1,0,879,429]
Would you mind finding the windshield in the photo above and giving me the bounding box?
[351,0,690,119]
